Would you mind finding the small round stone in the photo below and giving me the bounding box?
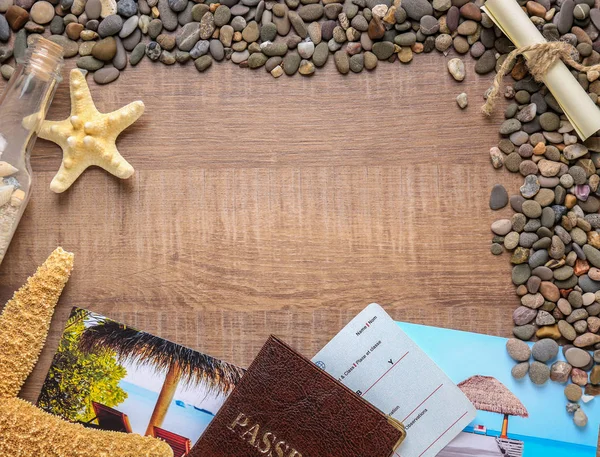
[529,361,550,385]
[565,347,592,368]
[93,66,119,84]
[511,362,529,379]
[489,184,508,210]
[531,338,559,362]
[565,383,582,402]
[506,338,531,362]
[29,0,54,24]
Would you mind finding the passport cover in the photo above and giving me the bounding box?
[188,335,406,457]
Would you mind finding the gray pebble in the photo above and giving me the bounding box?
[98,14,123,37]
[531,338,559,362]
[76,56,104,71]
[529,361,550,385]
[93,66,120,84]
[129,41,146,65]
[119,15,138,38]
[512,362,529,379]
[117,0,137,17]
[209,39,224,60]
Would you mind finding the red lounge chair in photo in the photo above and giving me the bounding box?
[91,401,133,433]
[153,427,191,457]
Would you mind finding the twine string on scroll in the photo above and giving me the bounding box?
[482,41,600,116]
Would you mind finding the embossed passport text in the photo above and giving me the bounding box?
[188,335,405,457]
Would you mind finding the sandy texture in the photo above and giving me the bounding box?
[0,247,173,457]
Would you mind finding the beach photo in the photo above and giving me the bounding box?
[398,322,598,457]
[38,308,245,457]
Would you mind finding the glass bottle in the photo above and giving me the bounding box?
[0,37,63,265]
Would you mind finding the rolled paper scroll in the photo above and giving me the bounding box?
[482,0,600,140]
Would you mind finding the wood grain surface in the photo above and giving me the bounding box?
[0,52,522,403]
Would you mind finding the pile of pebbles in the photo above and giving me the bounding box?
[506,337,593,426]
[484,0,600,429]
[0,0,585,82]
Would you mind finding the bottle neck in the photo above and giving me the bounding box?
[0,37,64,170]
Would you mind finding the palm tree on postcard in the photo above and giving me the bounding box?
[78,318,244,437]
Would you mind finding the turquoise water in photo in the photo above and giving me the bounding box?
[398,322,597,457]
[116,381,215,443]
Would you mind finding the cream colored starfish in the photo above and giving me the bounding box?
[38,69,144,193]
[0,247,173,457]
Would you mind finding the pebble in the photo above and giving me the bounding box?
[506,338,531,362]
[129,41,146,65]
[489,184,508,210]
[511,362,529,379]
[98,14,122,37]
[93,66,119,84]
[565,383,583,401]
[550,361,572,383]
[565,347,592,368]
[529,361,550,385]
[0,15,10,42]
[76,55,104,70]
[194,55,212,72]
[333,49,348,74]
[531,338,558,362]
[29,0,53,24]
[145,41,161,60]
[574,408,588,427]
[401,0,432,20]
[447,57,465,82]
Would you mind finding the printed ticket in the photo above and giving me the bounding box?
[312,303,476,457]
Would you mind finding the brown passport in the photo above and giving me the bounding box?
[188,335,406,457]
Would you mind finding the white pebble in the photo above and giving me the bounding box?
[456,92,468,109]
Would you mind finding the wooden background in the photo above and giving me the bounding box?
[0,52,523,402]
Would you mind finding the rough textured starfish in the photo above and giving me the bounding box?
[0,247,173,457]
[36,69,144,193]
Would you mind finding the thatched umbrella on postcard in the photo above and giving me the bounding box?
[79,320,245,437]
[458,375,528,438]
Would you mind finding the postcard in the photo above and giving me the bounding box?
[397,321,598,457]
[37,307,245,457]
[312,303,476,457]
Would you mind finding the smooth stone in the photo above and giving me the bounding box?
[531,338,559,362]
[194,55,212,72]
[29,1,54,24]
[157,0,178,30]
[506,338,531,362]
[401,0,432,20]
[209,39,224,61]
[282,51,301,75]
[98,14,122,37]
[489,184,508,210]
[231,49,249,64]
[129,41,146,65]
[565,347,592,367]
[511,362,529,379]
[76,55,104,70]
[93,66,119,84]
[119,15,138,38]
[112,37,126,70]
[122,28,141,51]
[176,22,201,51]
[91,36,116,61]
[475,49,496,74]
[513,324,536,340]
[117,0,137,17]
[529,361,550,385]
